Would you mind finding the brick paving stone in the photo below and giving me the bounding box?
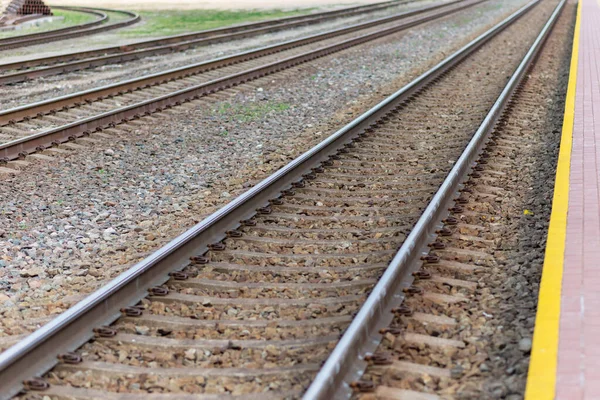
[557,0,600,398]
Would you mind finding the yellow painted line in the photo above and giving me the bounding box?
[525,0,581,398]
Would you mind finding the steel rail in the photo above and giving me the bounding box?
[70,0,403,43]
[0,7,140,52]
[0,0,449,85]
[0,7,107,47]
[0,0,409,75]
[0,0,542,398]
[0,0,479,163]
[0,0,465,121]
[303,0,565,398]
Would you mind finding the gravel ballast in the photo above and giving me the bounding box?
[0,0,530,345]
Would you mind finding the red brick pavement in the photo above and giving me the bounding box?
[557,0,600,398]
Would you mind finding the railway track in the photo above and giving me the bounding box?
[0,0,418,84]
[0,7,108,35]
[346,1,572,398]
[0,7,107,43]
[0,0,564,398]
[0,7,140,52]
[0,0,481,164]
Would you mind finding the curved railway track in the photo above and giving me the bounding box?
[0,0,565,398]
[0,7,140,52]
[0,0,481,164]
[0,0,421,84]
[0,7,108,40]
[0,14,47,27]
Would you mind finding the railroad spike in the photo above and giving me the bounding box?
[23,378,49,391]
[93,326,118,338]
[449,206,464,213]
[444,217,459,225]
[422,255,440,263]
[57,352,82,364]
[190,256,209,264]
[380,326,404,334]
[437,228,453,236]
[391,305,413,317]
[148,286,169,296]
[350,380,375,393]
[121,307,143,317]
[365,352,394,365]
[403,285,424,295]
[413,270,432,280]
[169,271,189,280]
[208,242,226,251]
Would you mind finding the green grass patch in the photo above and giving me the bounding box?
[451,15,475,28]
[119,8,314,38]
[216,101,291,123]
[104,10,135,23]
[54,8,100,26]
[0,9,98,39]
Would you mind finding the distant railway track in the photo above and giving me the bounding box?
[0,7,107,44]
[0,0,565,398]
[0,0,479,162]
[0,0,418,84]
[0,7,140,52]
